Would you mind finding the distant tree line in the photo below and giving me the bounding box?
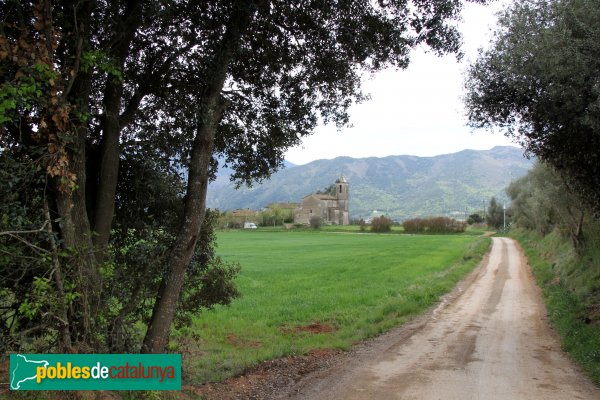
[486,197,507,230]
[218,206,294,228]
[403,217,466,234]
[507,163,591,250]
[467,213,484,225]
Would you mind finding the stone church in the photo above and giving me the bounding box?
[294,175,349,225]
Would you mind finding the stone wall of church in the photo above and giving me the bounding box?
[294,178,350,226]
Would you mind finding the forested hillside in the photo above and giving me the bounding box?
[207,146,533,220]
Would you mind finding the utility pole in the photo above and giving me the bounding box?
[503,203,506,230]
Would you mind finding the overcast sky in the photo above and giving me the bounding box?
[285,0,515,165]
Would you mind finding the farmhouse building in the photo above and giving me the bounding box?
[229,209,259,227]
[294,175,349,225]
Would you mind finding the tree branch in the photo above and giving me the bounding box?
[118,40,201,128]
[0,221,49,236]
[61,35,83,101]
[5,234,49,254]
[0,249,41,262]
[222,90,253,104]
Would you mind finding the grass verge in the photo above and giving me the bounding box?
[509,228,600,386]
[178,231,490,385]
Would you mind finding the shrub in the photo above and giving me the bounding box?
[371,216,392,233]
[402,217,466,234]
[467,213,484,225]
[309,216,323,229]
[358,219,367,232]
[402,217,425,233]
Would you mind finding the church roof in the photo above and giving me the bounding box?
[303,193,336,200]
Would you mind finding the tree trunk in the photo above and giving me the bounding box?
[93,93,121,262]
[44,199,73,352]
[572,209,585,251]
[54,123,100,347]
[45,0,104,348]
[93,0,143,262]
[141,116,217,353]
[141,1,257,353]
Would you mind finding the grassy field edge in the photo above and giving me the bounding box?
[181,233,492,385]
[509,229,600,386]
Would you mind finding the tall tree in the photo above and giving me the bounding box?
[486,197,504,229]
[2,0,488,352]
[507,162,588,248]
[464,0,600,212]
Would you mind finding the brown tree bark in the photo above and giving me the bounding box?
[141,1,257,353]
[44,0,101,347]
[141,115,217,353]
[53,128,101,347]
[93,0,143,262]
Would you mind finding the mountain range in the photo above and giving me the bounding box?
[206,146,534,221]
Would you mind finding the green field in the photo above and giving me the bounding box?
[259,224,488,235]
[179,230,490,384]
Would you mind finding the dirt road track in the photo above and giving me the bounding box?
[284,237,600,400]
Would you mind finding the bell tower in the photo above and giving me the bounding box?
[335,175,349,213]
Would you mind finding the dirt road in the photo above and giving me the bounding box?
[284,237,600,400]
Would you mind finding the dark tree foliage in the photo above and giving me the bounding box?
[0,150,52,352]
[358,218,368,232]
[1,0,488,352]
[316,184,337,196]
[106,208,240,352]
[0,145,240,353]
[507,162,588,248]
[486,197,504,230]
[465,0,600,212]
[467,213,483,225]
[114,145,186,234]
[107,154,241,352]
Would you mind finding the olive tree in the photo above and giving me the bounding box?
[465,0,600,212]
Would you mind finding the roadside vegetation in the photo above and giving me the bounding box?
[510,228,600,386]
[177,231,490,384]
[505,163,600,385]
